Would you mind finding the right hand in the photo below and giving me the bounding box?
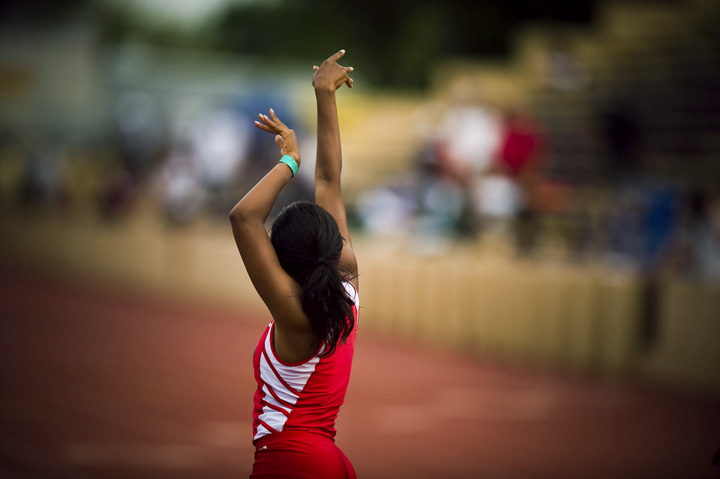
[254,108,301,166]
[312,49,354,92]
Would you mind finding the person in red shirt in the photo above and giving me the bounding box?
[229,50,358,479]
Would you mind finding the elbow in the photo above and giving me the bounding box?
[229,203,261,227]
[228,205,246,224]
[314,174,341,189]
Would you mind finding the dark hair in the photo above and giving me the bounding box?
[270,201,355,357]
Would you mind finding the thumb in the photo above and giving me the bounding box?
[275,135,283,148]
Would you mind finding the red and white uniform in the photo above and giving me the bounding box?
[251,281,359,444]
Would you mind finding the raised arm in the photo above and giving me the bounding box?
[312,50,358,282]
[228,109,308,332]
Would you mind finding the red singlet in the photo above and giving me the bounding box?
[250,281,359,479]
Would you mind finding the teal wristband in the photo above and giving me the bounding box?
[279,154,299,177]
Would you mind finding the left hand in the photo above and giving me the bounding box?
[254,108,301,166]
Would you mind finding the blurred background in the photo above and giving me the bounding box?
[1,0,719,478]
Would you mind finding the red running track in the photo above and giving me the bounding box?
[1,267,719,479]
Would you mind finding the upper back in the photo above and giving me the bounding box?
[252,281,359,442]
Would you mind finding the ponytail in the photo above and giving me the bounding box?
[270,201,355,357]
[300,261,354,357]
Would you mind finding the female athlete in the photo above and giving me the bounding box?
[229,50,358,479]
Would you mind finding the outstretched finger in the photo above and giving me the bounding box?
[343,66,354,88]
[257,112,281,131]
[268,108,286,128]
[255,121,275,133]
[327,49,345,63]
[254,120,275,134]
[257,113,276,130]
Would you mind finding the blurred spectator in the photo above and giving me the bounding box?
[603,182,682,272]
[20,135,68,210]
[414,137,467,239]
[546,47,582,91]
[152,141,205,225]
[437,97,503,235]
[356,184,416,239]
[439,101,502,177]
[474,173,522,222]
[597,97,642,181]
[497,111,542,179]
[98,163,137,220]
[681,187,720,284]
[637,183,683,349]
[0,135,27,211]
[188,106,252,216]
[495,110,544,254]
[115,91,164,181]
[191,108,249,186]
[356,129,464,253]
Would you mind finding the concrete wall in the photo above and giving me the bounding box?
[1,213,718,396]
